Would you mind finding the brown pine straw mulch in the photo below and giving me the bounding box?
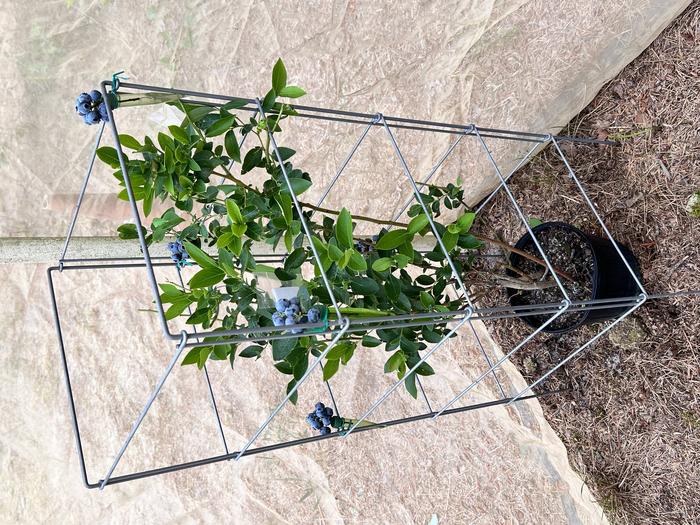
[473,4,700,524]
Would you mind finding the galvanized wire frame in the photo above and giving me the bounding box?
[48,81,700,489]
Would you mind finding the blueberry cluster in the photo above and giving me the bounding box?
[306,402,340,435]
[354,234,379,254]
[167,240,190,267]
[75,90,110,125]
[271,297,321,334]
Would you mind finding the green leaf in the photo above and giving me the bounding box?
[183,242,219,268]
[116,223,144,240]
[189,267,225,288]
[323,358,340,381]
[310,236,328,257]
[528,218,543,228]
[284,247,307,270]
[276,147,296,161]
[338,249,353,269]
[96,146,120,168]
[168,125,189,144]
[384,351,405,373]
[442,230,458,252]
[416,362,435,376]
[181,348,200,366]
[422,326,444,343]
[404,372,418,398]
[189,158,201,172]
[372,257,393,272]
[347,250,368,272]
[327,243,344,262]
[186,105,215,122]
[407,213,430,235]
[152,208,184,231]
[420,291,434,308]
[143,187,154,217]
[216,232,233,249]
[159,282,182,297]
[275,192,292,225]
[286,378,298,405]
[274,267,297,282]
[416,274,435,286]
[239,345,264,358]
[231,222,247,238]
[262,89,277,111]
[272,58,287,93]
[224,130,241,163]
[272,338,296,361]
[118,134,141,150]
[393,254,411,268]
[221,98,249,111]
[218,248,237,277]
[242,147,264,174]
[456,211,476,233]
[198,347,212,369]
[350,277,380,295]
[282,178,312,195]
[362,335,382,347]
[376,229,411,250]
[206,115,235,137]
[165,298,193,320]
[226,199,244,224]
[335,208,354,249]
[158,132,175,152]
[278,86,306,98]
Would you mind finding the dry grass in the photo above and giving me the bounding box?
[475,4,700,524]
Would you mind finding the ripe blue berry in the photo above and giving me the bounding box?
[285,304,300,317]
[285,315,303,334]
[289,297,299,306]
[305,414,317,426]
[323,407,333,417]
[307,308,320,323]
[321,417,331,426]
[319,426,331,435]
[98,102,110,122]
[88,90,102,102]
[84,110,101,125]
[275,298,290,313]
[311,419,323,430]
[76,100,92,116]
[272,312,285,327]
[315,402,325,411]
[76,93,91,105]
[371,234,379,242]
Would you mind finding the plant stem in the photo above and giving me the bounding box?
[470,235,575,282]
[214,170,572,281]
[299,203,407,227]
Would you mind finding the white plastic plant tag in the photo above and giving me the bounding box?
[272,286,301,302]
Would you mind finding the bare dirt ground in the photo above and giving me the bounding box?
[474,3,700,524]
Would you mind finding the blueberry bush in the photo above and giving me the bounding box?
[94,59,488,402]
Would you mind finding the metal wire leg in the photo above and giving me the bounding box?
[507,297,646,404]
[343,312,472,438]
[99,331,189,489]
[59,121,105,263]
[234,318,351,460]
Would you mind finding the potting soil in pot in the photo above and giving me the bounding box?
[510,227,594,331]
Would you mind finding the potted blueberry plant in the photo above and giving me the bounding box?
[84,59,641,414]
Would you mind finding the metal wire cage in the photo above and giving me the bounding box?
[48,80,698,490]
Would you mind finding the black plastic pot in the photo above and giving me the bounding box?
[506,221,642,334]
